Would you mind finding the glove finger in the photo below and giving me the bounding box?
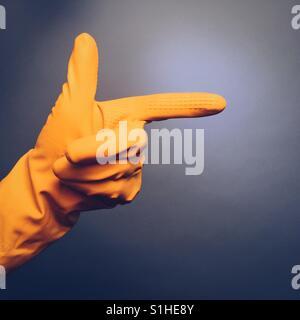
[47,33,101,142]
[99,92,226,126]
[67,33,99,104]
[62,131,147,166]
[53,156,142,183]
[59,170,142,203]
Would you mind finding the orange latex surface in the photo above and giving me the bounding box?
[0,33,226,271]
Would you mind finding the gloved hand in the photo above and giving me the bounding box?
[0,33,226,271]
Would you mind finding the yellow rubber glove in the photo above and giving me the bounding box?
[0,33,226,271]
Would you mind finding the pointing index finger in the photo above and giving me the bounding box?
[100,92,226,125]
[135,92,227,121]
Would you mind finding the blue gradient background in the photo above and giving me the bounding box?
[0,0,300,299]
